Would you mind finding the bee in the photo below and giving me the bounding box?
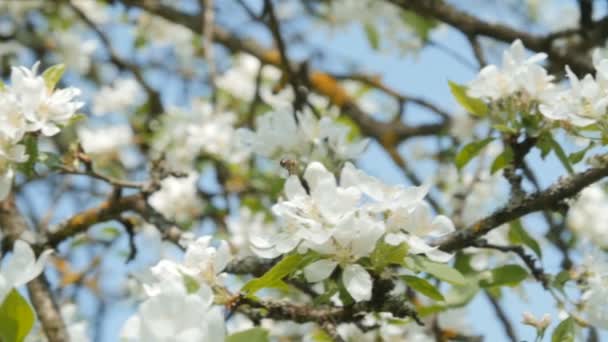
[280,158,298,176]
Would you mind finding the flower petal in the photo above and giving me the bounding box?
[342,264,372,302]
[304,259,338,283]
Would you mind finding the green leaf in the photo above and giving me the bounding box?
[310,329,334,342]
[550,138,574,174]
[227,328,270,342]
[454,138,494,170]
[42,64,66,90]
[552,270,571,292]
[402,275,445,301]
[508,221,542,258]
[492,124,518,134]
[241,253,318,295]
[38,152,63,170]
[100,226,121,239]
[443,278,479,307]
[66,113,87,126]
[16,135,38,178]
[401,10,438,41]
[551,317,575,342]
[0,80,5,92]
[479,264,528,288]
[407,256,466,285]
[490,146,514,174]
[0,289,36,342]
[568,142,593,164]
[363,23,380,50]
[537,133,552,159]
[370,240,408,271]
[448,81,488,117]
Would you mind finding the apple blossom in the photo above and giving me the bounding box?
[0,240,53,305]
[237,110,369,166]
[468,39,554,103]
[147,173,204,222]
[10,62,83,136]
[92,78,142,116]
[567,184,608,248]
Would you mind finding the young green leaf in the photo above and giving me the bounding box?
[408,256,466,285]
[370,240,408,271]
[508,221,542,258]
[479,264,528,288]
[364,23,380,50]
[455,138,494,170]
[568,142,593,164]
[490,146,514,174]
[402,275,445,301]
[551,317,575,342]
[549,137,574,174]
[241,253,317,295]
[401,10,438,41]
[0,289,36,342]
[227,328,270,342]
[15,135,38,178]
[42,63,66,90]
[448,81,488,117]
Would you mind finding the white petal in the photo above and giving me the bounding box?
[284,175,306,199]
[425,248,454,263]
[3,240,52,287]
[213,241,232,274]
[430,215,455,237]
[0,169,14,201]
[384,233,407,246]
[120,316,141,341]
[204,306,225,342]
[304,259,338,283]
[304,161,335,192]
[406,235,435,254]
[342,264,372,302]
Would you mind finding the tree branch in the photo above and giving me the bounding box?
[438,155,608,251]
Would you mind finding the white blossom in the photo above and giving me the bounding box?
[70,0,110,25]
[217,53,281,103]
[227,207,278,257]
[539,64,608,126]
[567,184,608,247]
[148,173,204,222]
[468,39,554,102]
[237,110,368,165]
[579,250,608,328]
[54,31,97,74]
[78,124,133,156]
[0,240,53,304]
[92,78,142,116]
[253,161,455,301]
[153,101,248,170]
[10,62,83,136]
[121,283,224,342]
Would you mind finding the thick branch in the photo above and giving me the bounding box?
[390,0,595,74]
[46,194,145,247]
[0,197,69,342]
[236,294,422,326]
[438,155,608,251]
[27,276,70,342]
[120,0,450,142]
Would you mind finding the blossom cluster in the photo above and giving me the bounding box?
[251,161,454,302]
[237,110,369,168]
[0,62,83,200]
[121,237,229,341]
[567,184,608,248]
[153,100,247,171]
[467,39,608,128]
